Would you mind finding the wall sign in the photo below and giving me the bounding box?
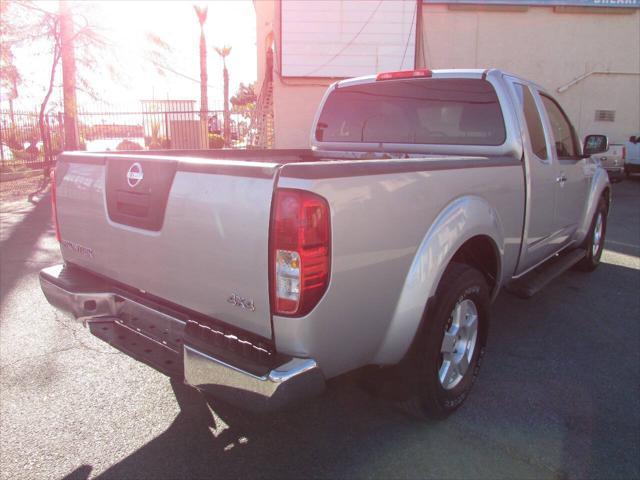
[281,0,417,78]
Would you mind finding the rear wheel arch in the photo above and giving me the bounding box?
[450,235,501,298]
[411,237,498,359]
[373,196,505,366]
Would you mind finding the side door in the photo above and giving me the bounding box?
[537,92,590,246]
[506,78,563,273]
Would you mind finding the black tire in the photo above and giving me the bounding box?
[398,262,490,420]
[577,198,607,272]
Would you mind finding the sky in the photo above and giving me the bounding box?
[9,0,257,112]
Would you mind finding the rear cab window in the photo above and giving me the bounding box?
[315,78,506,146]
[539,94,579,158]
[512,83,548,161]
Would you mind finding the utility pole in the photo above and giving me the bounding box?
[59,0,79,150]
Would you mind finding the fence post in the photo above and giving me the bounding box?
[0,117,4,165]
[58,112,65,150]
[46,115,54,166]
[164,112,169,149]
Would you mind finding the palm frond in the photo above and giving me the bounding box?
[193,5,208,26]
[214,45,232,58]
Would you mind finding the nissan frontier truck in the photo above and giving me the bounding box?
[40,69,611,419]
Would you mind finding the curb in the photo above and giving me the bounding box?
[0,169,45,183]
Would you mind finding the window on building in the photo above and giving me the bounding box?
[595,110,616,122]
[540,95,578,158]
[315,79,506,146]
[513,83,548,160]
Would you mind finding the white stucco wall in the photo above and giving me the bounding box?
[420,4,640,144]
[256,1,640,148]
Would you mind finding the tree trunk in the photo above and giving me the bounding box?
[223,65,230,147]
[199,27,208,148]
[9,97,15,126]
[39,45,61,175]
[60,0,79,150]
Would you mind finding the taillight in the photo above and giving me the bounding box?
[376,69,432,81]
[50,169,61,242]
[270,189,330,316]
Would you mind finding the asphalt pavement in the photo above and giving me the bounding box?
[1,178,638,480]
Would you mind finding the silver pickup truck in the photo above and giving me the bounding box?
[40,69,611,419]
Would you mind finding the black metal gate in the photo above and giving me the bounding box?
[0,111,63,172]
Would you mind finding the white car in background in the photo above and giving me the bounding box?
[593,143,625,182]
[624,136,640,178]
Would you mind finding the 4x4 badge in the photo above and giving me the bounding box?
[227,293,256,312]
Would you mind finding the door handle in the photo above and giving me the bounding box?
[556,174,567,185]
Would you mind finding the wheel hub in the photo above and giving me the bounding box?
[439,298,479,390]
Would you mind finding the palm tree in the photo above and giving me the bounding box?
[194,4,208,144]
[215,45,232,146]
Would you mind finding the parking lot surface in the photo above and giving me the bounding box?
[1,178,639,480]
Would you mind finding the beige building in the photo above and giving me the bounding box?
[253,0,640,148]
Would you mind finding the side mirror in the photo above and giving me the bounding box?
[583,134,608,156]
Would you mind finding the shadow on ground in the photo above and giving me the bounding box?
[2,172,638,480]
[57,257,639,480]
[0,191,57,311]
[602,177,640,257]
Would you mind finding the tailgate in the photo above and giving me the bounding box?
[54,153,279,339]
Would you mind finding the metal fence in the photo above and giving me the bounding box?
[76,107,249,152]
[0,111,63,172]
[1,107,251,174]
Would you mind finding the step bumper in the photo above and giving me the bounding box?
[39,264,325,412]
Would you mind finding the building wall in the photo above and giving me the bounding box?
[255,0,335,148]
[256,1,640,148]
[419,4,640,144]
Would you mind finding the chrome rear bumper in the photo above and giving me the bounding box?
[40,264,325,412]
[184,346,324,411]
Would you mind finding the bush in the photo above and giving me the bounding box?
[116,139,143,151]
[208,133,225,149]
[145,136,170,150]
[4,136,23,151]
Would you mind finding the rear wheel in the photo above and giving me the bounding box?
[398,262,489,420]
[577,198,607,272]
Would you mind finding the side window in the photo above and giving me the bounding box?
[513,83,548,160]
[540,94,578,158]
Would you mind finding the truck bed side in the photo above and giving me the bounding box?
[273,155,525,377]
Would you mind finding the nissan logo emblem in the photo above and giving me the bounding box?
[126,162,143,188]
